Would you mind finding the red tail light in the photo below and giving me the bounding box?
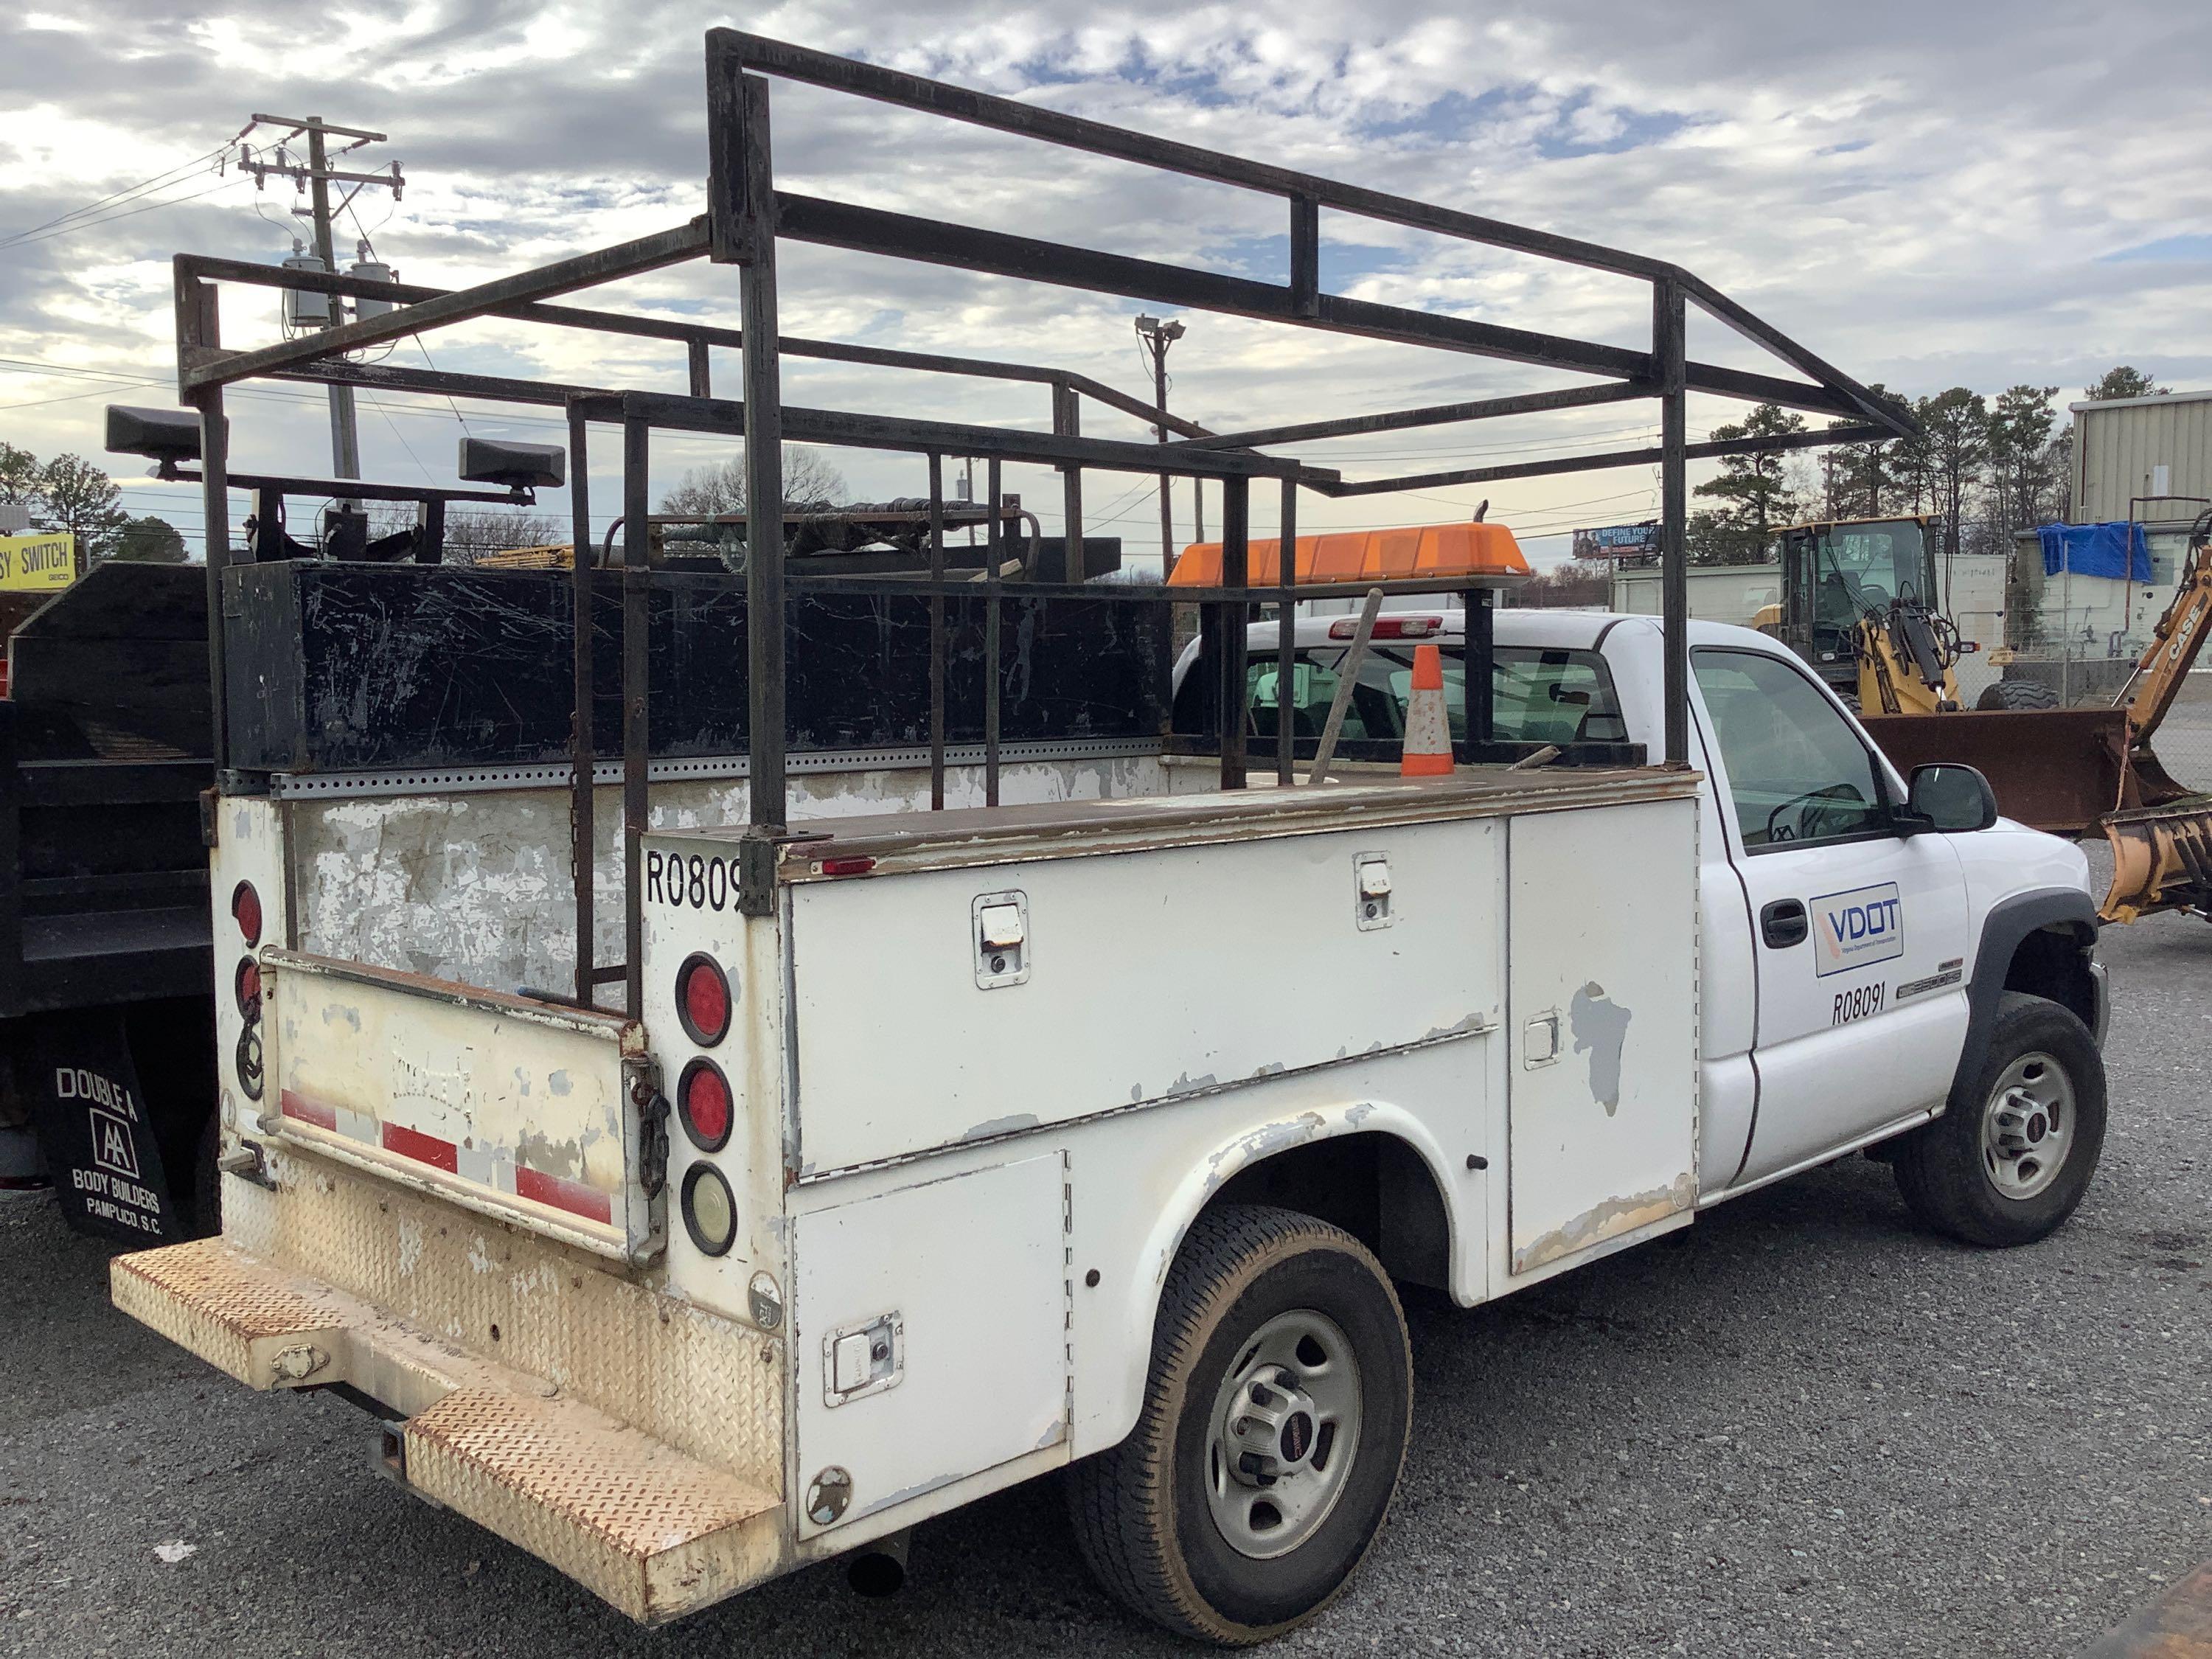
[232,881,263,946]
[1328,614,1443,640]
[234,958,262,1018]
[678,1057,733,1152]
[676,953,731,1046]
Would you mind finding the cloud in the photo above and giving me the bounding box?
[2,0,2209,564]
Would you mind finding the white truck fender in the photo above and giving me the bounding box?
[1082,1097,1463,1456]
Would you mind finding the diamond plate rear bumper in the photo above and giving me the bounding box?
[112,1239,782,1624]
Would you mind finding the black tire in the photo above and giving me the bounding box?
[1976,678,2060,712]
[1893,992,2105,1246]
[1067,1204,1411,1646]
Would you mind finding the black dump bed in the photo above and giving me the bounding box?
[0,563,210,1017]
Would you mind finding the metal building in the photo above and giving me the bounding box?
[2070,387,2212,524]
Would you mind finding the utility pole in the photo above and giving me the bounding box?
[1134,314,1185,576]
[242,114,405,484]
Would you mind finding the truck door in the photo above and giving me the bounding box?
[1690,645,1972,1189]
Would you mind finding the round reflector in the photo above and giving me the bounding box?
[676,953,731,1046]
[681,1163,737,1257]
[234,956,262,1019]
[678,1057,733,1152]
[232,881,263,946]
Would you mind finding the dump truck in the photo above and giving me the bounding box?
[0,562,215,1239]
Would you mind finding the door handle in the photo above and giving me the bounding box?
[1761,899,1808,948]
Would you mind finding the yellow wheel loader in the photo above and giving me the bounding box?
[1750,514,1968,715]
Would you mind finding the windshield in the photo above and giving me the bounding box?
[1800,521,1931,641]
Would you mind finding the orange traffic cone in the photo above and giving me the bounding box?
[1400,642,1454,776]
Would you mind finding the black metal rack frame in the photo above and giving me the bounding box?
[173,31,1915,1015]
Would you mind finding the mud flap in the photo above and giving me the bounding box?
[21,1008,185,1243]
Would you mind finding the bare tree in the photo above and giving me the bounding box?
[659,445,847,518]
[362,505,565,563]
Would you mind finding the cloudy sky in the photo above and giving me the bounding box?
[4,0,2209,568]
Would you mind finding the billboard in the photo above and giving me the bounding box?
[1572,522,1660,560]
[0,531,74,591]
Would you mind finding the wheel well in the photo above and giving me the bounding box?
[2003,922,2096,1031]
[1206,1131,1453,1293]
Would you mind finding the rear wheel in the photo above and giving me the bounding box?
[1893,992,2105,1246]
[1067,1204,1411,1645]
[1977,678,2060,711]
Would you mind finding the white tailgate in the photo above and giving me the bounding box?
[259,949,655,1262]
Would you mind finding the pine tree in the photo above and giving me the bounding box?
[1984,385,2062,531]
[36,454,131,566]
[1691,403,1805,562]
[0,441,41,506]
[1916,389,1989,559]
[2082,366,2166,402]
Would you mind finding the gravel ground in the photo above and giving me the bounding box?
[4,897,2208,1659]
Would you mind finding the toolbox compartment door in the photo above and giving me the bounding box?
[1506,798,1698,1276]
[257,949,656,1262]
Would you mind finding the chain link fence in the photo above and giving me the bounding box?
[1986,526,2212,795]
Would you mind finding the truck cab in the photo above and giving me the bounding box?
[1176,604,2106,1207]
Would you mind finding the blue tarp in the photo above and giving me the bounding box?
[2038,521,2152,582]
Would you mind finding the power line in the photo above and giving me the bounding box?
[0,173,250,257]
[0,138,242,250]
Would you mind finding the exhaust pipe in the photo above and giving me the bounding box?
[846,1528,910,1598]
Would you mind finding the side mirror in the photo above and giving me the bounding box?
[1903,763,1997,835]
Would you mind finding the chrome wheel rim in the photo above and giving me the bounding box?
[1203,1309,1363,1560]
[1980,1050,2075,1202]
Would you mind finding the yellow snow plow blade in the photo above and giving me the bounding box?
[2101,793,2212,924]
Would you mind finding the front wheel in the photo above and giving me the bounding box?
[1893,992,2106,1246]
[1067,1204,1411,1645]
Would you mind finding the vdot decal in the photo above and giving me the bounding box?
[1810,883,1904,978]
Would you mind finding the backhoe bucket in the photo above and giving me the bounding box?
[1858,707,2130,836]
[2101,796,2212,924]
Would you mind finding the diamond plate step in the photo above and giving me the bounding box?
[112,1239,782,1623]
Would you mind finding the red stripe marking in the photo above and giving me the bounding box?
[279,1089,338,1132]
[515,1165,613,1225]
[380,1120,459,1173]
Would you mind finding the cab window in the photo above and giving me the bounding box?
[1693,647,1890,849]
[1185,642,1627,748]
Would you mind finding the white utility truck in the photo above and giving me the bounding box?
[115,606,2106,1646]
[106,29,2104,1646]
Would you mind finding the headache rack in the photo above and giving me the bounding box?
[163,30,1917,1019]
